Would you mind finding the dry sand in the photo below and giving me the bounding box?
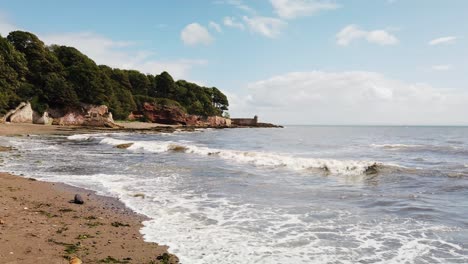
[0,123,179,263]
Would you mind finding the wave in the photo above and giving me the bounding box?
[93,137,394,175]
[371,143,468,155]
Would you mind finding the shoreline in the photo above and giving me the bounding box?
[0,172,179,264]
[0,123,179,263]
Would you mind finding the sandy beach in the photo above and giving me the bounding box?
[0,123,179,264]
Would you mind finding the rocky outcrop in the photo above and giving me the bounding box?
[33,111,53,125]
[129,103,188,125]
[2,102,33,123]
[128,102,231,127]
[49,104,120,128]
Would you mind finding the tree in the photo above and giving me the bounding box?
[51,45,107,105]
[0,30,230,119]
[154,71,176,98]
[0,34,28,113]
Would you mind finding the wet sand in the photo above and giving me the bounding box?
[0,123,179,263]
[0,173,178,264]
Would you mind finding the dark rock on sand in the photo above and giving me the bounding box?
[74,194,84,204]
[115,143,134,149]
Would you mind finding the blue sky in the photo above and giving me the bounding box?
[1,0,467,125]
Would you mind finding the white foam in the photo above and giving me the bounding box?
[371,143,423,149]
[97,138,381,175]
[67,134,94,141]
[3,135,467,264]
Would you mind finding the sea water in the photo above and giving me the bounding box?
[1,126,467,263]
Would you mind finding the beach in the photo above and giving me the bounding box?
[0,124,178,264]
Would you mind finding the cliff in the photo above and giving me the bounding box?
[128,102,231,127]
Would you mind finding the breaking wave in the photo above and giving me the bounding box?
[91,137,393,175]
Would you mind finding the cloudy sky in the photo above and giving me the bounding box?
[1,0,467,125]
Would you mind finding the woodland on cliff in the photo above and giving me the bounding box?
[0,31,229,120]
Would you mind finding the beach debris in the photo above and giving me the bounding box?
[168,144,188,152]
[73,194,84,205]
[133,193,145,199]
[69,256,82,264]
[115,143,134,149]
[111,221,130,227]
[0,146,15,152]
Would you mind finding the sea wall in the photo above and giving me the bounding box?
[231,116,258,126]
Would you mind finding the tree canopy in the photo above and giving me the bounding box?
[0,31,229,119]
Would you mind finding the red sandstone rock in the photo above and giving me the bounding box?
[128,102,231,127]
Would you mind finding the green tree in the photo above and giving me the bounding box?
[0,34,28,113]
[51,45,107,105]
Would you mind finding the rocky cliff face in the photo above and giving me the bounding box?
[1,102,120,128]
[2,102,34,123]
[50,104,120,128]
[128,102,231,127]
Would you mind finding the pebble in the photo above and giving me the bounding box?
[73,194,84,205]
[69,257,82,264]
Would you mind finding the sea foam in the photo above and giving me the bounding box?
[96,137,384,175]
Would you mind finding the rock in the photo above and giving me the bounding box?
[74,194,84,205]
[50,104,122,128]
[33,111,53,125]
[2,102,33,123]
[0,146,15,152]
[0,219,4,225]
[128,102,231,127]
[69,257,82,264]
[115,143,133,149]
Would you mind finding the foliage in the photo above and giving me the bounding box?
[0,30,229,119]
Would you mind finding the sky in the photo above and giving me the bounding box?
[0,0,467,125]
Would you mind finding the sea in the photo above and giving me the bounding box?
[1,126,467,263]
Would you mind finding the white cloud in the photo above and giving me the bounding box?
[181,23,214,46]
[270,0,340,19]
[243,16,287,38]
[231,71,468,125]
[215,0,255,14]
[223,16,245,30]
[42,32,206,78]
[431,64,453,71]
[428,36,457,46]
[336,24,399,46]
[0,14,206,79]
[209,21,222,33]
